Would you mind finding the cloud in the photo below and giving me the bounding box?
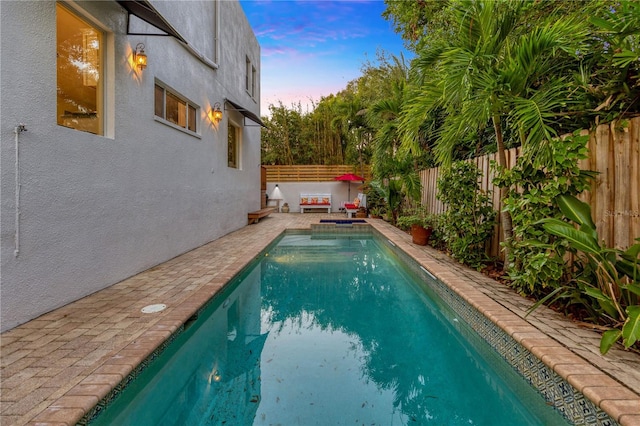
[248,1,374,48]
[261,45,300,57]
[239,0,408,116]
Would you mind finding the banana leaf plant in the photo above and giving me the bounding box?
[534,194,639,354]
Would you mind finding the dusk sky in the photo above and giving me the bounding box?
[238,0,411,115]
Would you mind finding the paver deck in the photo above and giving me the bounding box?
[1,213,639,425]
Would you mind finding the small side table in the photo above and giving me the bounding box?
[267,198,281,212]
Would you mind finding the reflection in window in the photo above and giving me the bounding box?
[154,83,198,133]
[166,92,185,127]
[56,4,103,135]
[154,84,164,117]
[188,105,196,132]
[228,123,239,169]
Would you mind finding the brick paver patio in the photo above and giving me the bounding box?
[1,213,639,425]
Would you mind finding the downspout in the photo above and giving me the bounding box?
[14,123,27,257]
[213,0,220,65]
[179,41,218,70]
[178,0,219,69]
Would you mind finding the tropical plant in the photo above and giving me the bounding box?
[368,206,385,218]
[437,161,496,269]
[584,0,640,122]
[369,169,421,225]
[396,206,436,230]
[533,195,640,354]
[367,58,408,179]
[398,0,591,264]
[330,95,371,169]
[363,183,385,213]
[493,132,595,296]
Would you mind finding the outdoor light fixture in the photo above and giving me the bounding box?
[271,184,283,200]
[210,102,223,123]
[134,43,147,70]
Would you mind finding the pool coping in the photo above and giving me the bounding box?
[1,214,639,425]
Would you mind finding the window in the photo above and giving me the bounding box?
[154,83,198,133]
[56,4,103,135]
[228,122,240,168]
[245,56,258,99]
[251,65,257,98]
[245,56,251,93]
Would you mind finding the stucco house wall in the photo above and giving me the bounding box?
[0,0,262,331]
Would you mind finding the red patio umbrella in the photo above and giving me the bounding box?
[334,173,365,200]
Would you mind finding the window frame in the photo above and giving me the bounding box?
[227,120,242,169]
[153,80,201,137]
[245,56,251,94]
[56,2,107,136]
[245,56,257,100]
[251,65,257,99]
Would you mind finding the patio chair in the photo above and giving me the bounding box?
[343,193,366,218]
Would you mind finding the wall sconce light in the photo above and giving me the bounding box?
[134,43,147,70]
[271,184,283,200]
[210,102,223,123]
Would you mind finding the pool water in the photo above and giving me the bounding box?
[91,233,569,425]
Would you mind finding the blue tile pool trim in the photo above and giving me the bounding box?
[319,219,367,224]
[384,233,617,426]
[78,327,185,425]
[311,222,372,232]
[79,249,275,425]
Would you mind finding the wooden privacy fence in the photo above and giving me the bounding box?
[264,165,371,182]
[420,117,640,259]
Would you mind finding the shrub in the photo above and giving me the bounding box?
[493,132,594,296]
[437,161,496,269]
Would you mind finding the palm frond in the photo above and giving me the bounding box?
[508,81,573,161]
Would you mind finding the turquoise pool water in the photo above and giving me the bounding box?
[91,233,569,425]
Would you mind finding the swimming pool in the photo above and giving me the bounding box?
[87,230,573,425]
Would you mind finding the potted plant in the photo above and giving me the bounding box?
[281,202,290,213]
[397,208,434,245]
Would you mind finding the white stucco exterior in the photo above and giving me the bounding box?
[0,0,263,331]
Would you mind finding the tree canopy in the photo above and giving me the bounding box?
[260,0,639,168]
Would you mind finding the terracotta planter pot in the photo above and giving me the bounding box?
[411,224,432,245]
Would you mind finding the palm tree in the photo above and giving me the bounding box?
[366,56,422,223]
[368,67,406,180]
[399,0,589,264]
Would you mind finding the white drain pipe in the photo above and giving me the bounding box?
[14,123,27,257]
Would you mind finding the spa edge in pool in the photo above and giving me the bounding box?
[83,230,615,425]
